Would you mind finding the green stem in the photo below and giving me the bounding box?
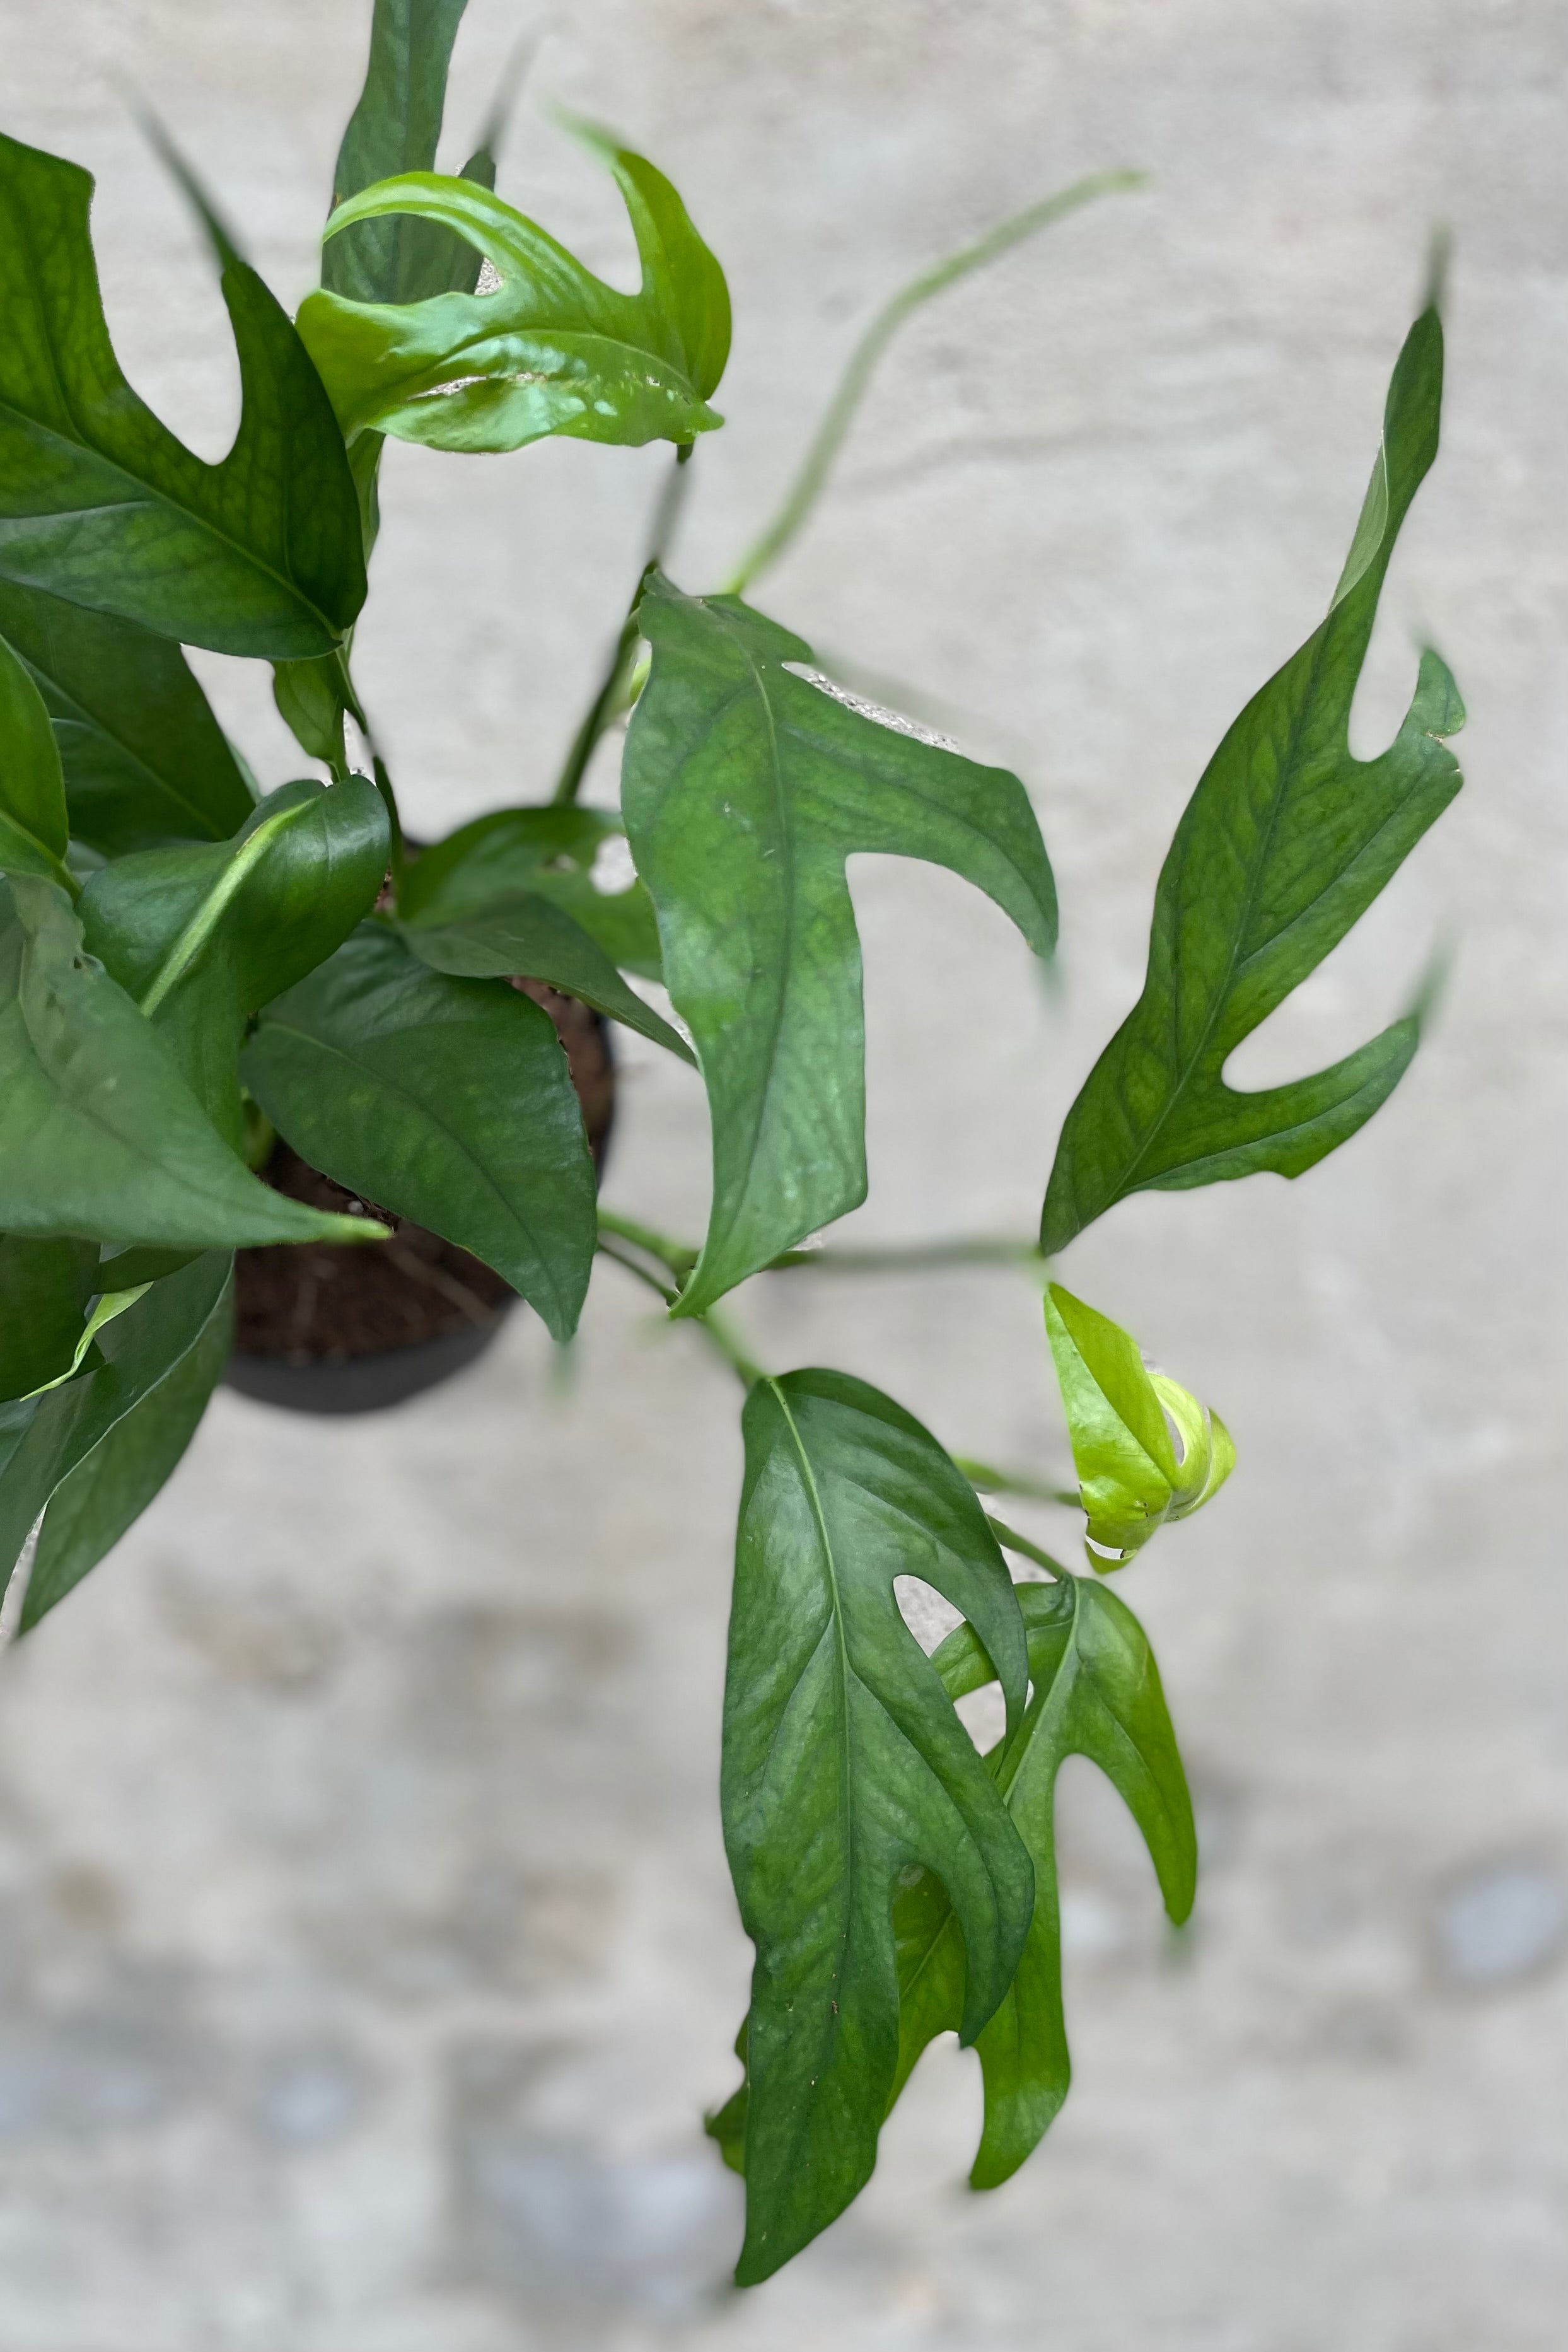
[138,796,318,1018]
[723,168,1145,597]
[985,1515,1069,1578]
[767,1237,1042,1274]
[596,1208,699,1279]
[551,448,695,806]
[956,1456,1079,1507]
[596,1236,765,1389]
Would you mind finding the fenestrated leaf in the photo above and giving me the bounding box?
[1042,303,1463,1255]
[1045,1281,1234,1568]
[80,776,390,1143]
[0,627,73,891]
[400,804,663,979]
[0,1250,231,1601]
[0,1235,98,1402]
[242,922,596,1340]
[888,1574,1195,2187]
[722,1370,1033,2284]
[296,139,728,453]
[622,574,1058,1316]
[0,131,364,657]
[21,1257,233,1630]
[399,890,694,1062]
[0,579,253,854]
[0,877,383,1250]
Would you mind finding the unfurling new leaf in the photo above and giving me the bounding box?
[1045,1282,1234,1568]
[298,119,729,454]
[1042,303,1463,1254]
[721,1370,1033,2282]
[623,574,1058,1315]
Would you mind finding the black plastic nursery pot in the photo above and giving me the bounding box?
[224,986,615,1416]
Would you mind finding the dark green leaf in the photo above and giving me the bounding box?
[297,136,728,453]
[722,1369,1033,2283]
[324,0,475,305]
[0,131,364,656]
[1042,304,1463,1255]
[400,805,663,979]
[81,777,390,1145]
[0,1251,231,1600]
[21,1259,233,1630]
[242,923,596,1339]
[0,1234,98,1401]
[623,574,1058,1315]
[400,891,694,1062]
[97,1244,205,1290]
[0,579,253,854]
[271,653,354,769]
[0,630,73,888]
[889,1574,1195,2187]
[0,876,382,1250]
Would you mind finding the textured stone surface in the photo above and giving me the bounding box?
[1,0,1565,2344]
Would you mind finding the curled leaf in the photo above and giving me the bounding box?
[297,127,729,454]
[1044,1283,1233,1568]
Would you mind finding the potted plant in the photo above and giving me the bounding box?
[0,0,1462,2286]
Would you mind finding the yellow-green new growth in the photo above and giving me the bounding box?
[1044,1283,1234,1569]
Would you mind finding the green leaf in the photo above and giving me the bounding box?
[80,776,390,1142]
[0,629,73,890]
[1042,303,1463,1254]
[0,579,254,854]
[400,891,694,1062]
[21,1259,233,1630]
[889,1574,1195,2187]
[0,876,383,1250]
[0,1234,98,1401]
[242,922,597,1340]
[296,138,728,454]
[622,574,1058,1316]
[0,131,365,657]
[0,1250,232,1601]
[1043,1284,1234,1566]
[400,805,663,980]
[323,0,478,306]
[722,1369,1033,2284]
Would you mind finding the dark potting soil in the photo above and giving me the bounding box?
[233,983,614,1363]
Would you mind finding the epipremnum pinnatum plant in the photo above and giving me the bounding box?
[0,1,1463,2285]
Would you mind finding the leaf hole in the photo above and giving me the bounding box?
[893,1576,960,1656]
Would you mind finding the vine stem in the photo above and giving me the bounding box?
[597,1208,1041,1287]
[595,1236,765,1390]
[552,446,694,806]
[985,1514,1069,1578]
[722,168,1145,597]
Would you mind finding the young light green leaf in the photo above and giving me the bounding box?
[0,1235,98,1402]
[0,132,364,657]
[242,923,597,1340]
[400,805,663,979]
[21,1259,233,1631]
[297,144,728,453]
[1042,303,1463,1254]
[886,1575,1195,2187]
[722,1370,1033,2284]
[0,581,254,854]
[399,891,694,1063]
[1045,1282,1233,1566]
[0,1251,232,1602]
[81,777,390,1144]
[622,574,1058,1316]
[0,878,383,1251]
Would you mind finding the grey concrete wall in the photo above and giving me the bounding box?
[1,0,1565,2344]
